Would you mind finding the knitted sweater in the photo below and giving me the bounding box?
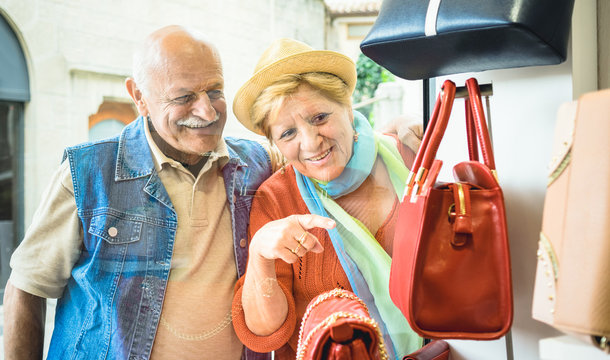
[232,137,412,359]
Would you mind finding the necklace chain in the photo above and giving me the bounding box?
[159,310,232,341]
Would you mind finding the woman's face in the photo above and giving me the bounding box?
[269,84,354,182]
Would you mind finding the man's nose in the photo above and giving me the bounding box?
[191,93,217,121]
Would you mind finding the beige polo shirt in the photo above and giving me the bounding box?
[10,121,281,359]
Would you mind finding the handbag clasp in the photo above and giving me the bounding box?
[448,183,472,247]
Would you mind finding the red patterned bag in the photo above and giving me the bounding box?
[296,289,388,360]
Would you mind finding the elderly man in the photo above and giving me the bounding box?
[3,25,422,360]
[3,25,279,360]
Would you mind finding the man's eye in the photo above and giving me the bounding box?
[311,113,329,124]
[172,95,194,104]
[207,90,224,100]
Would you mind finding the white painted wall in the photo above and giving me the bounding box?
[327,15,377,61]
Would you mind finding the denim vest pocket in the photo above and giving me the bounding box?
[88,213,143,244]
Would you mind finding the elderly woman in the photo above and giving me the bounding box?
[231,38,421,359]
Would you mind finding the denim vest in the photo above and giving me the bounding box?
[47,117,272,360]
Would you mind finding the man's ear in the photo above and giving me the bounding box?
[126,78,148,117]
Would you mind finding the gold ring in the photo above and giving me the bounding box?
[297,231,308,245]
[291,243,302,255]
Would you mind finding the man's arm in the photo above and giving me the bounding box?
[376,112,423,155]
[3,280,46,360]
[259,140,286,173]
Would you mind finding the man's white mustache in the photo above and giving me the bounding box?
[176,113,220,127]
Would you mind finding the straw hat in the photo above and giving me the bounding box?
[232,38,357,135]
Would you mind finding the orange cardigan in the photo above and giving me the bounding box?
[232,137,412,359]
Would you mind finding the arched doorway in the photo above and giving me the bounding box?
[0,13,29,299]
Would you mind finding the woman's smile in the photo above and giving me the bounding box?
[306,147,333,163]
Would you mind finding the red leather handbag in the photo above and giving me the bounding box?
[295,289,388,360]
[390,78,513,340]
[404,340,450,360]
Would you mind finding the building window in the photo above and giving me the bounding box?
[89,100,137,141]
[0,103,16,221]
[1,13,29,300]
[347,23,373,38]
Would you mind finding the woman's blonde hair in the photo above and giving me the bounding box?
[250,72,352,140]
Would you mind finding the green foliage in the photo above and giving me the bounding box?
[353,53,395,122]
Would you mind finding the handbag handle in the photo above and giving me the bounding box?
[404,84,448,190]
[465,98,479,162]
[465,78,496,172]
[406,78,497,197]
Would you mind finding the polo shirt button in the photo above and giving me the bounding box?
[239,238,247,248]
[108,227,118,237]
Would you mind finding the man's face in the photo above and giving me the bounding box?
[142,39,226,164]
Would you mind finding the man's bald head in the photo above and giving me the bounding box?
[132,25,221,96]
[126,25,227,165]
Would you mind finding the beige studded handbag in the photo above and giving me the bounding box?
[532,89,610,353]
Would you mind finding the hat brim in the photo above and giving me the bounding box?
[233,50,357,135]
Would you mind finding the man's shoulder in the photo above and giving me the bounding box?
[224,136,269,163]
[63,118,146,162]
[62,135,121,163]
[224,136,262,149]
[65,117,143,153]
[65,136,120,152]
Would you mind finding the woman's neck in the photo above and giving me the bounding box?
[334,158,396,237]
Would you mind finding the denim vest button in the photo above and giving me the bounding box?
[108,227,118,237]
[239,238,247,248]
